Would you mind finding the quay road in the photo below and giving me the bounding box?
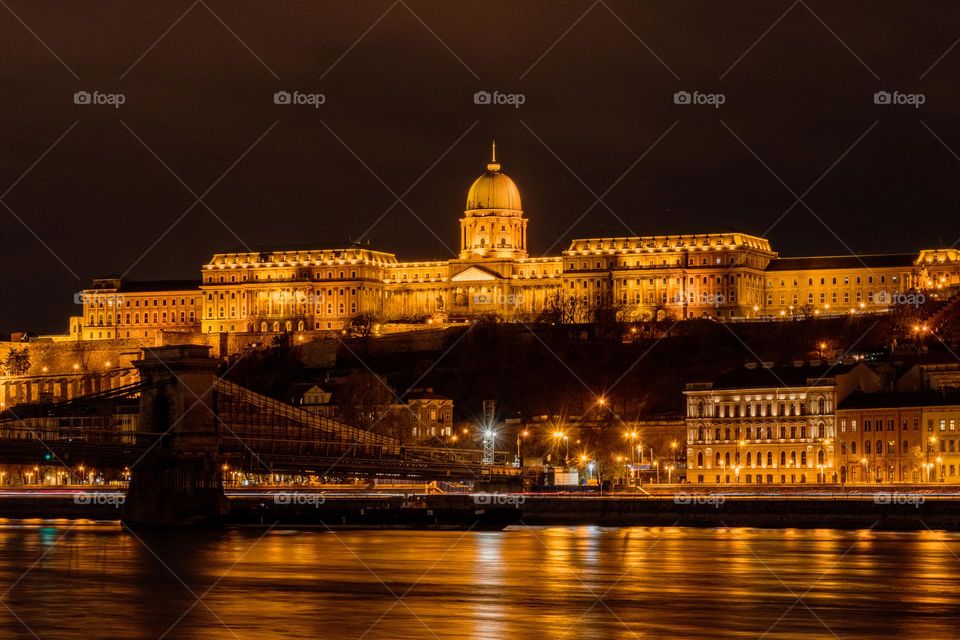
[1,486,960,529]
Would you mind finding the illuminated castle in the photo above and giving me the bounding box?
[72,143,960,341]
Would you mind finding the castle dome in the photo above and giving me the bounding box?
[465,142,522,213]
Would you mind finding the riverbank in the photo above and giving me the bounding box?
[229,493,960,530]
[1,491,957,530]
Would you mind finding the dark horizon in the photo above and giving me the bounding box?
[3,1,960,333]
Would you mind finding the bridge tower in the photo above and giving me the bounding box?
[122,345,227,527]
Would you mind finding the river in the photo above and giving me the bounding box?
[0,521,957,638]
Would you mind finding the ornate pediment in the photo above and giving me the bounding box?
[450,265,503,282]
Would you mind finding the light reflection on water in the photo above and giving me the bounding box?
[0,522,956,638]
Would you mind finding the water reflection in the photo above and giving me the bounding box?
[0,522,956,638]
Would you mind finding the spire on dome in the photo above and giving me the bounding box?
[487,139,501,172]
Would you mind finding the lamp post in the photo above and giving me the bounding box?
[671,440,680,467]
[819,438,831,483]
[927,436,937,482]
[516,429,528,465]
[552,430,564,465]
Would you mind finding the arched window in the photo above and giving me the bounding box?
[746,452,752,466]
[715,427,721,440]
[903,440,909,454]
[800,451,807,466]
[818,397,825,414]
[724,452,731,466]
[780,451,787,466]
[715,452,721,466]
[876,440,883,455]
[697,426,704,441]
[790,451,797,466]
[851,441,857,454]
[767,451,773,466]
[817,449,825,464]
[697,452,704,467]
[864,441,871,454]
[698,401,704,417]
[724,427,731,440]
[818,422,825,438]
[841,441,847,454]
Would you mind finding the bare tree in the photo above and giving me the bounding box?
[348,313,380,338]
[537,292,591,324]
[336,370,396,432]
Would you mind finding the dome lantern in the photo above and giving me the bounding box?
[465,141,521,213]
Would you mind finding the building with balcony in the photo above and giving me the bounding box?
[684,362,880,484]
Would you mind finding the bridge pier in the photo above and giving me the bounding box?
[122,345,227,527]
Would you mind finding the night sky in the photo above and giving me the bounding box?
[2,1,959,333]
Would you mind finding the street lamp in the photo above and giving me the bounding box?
[552,430,569,465]
[819,438,831,483]
[625,431,640,482]
[927,436,937,482]
[515,429,528,465]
